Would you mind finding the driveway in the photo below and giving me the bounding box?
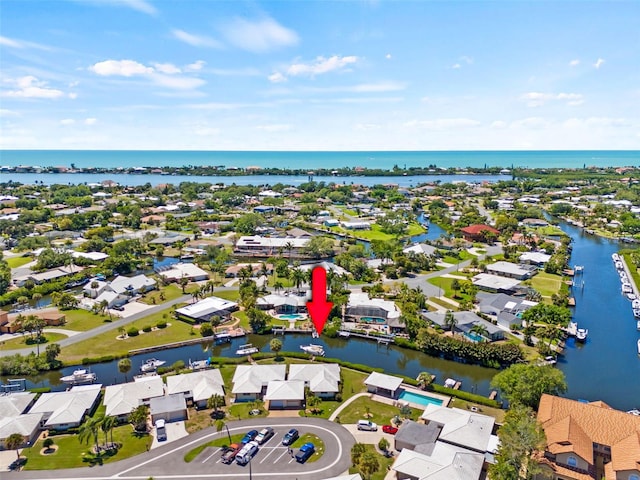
[342,424,397,448]
[150,421,189,450]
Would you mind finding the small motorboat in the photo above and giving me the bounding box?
[636,320,640,331]
[632,299,640,309]
[236,343,259,355]
[627,293,637,301]
[140,358,166,372]
[576,328,588,343]
[612,253,620,261]
[300,344,325,356]
[633,309,640,318]
[627,409,640,416]
[61,369,97,385]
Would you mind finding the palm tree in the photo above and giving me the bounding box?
[416,372,434,390]
[207,394,225,417]
[118,358,132,381]
[78,417,101,453]
[100,415,117,448]
[285,241,294,265]
[444,310,457,333]
[290,268,306,292]
[273,281,283,293]
[470,323,489,341]
[32,292,43,309]
[90,281,100,297]
[5,433,24,462]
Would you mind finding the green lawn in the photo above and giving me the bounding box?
[348,444,395,480]
[0,332,67,351]
[298,367,369,419]
[290,433,324,463]
[59,308,114,331]
[23,424,150,470]
[528,271,563,298]
[213,289,240,301]
[184,433,245,462]
[534,225,567,237]
[228,402,268,421]
[449,398,506,423]
[427,297,459,312]
[5,255,32,269]
[406,223,426,236]
[428,277,473,304]
[229,310,250,330]
[138,284,188,305]
[335,396,422,426]
[59,310,196,364]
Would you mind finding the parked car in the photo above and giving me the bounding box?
[255,427,274,445]
[155,419,167,441]
[112,305,125,311]
[221,443,242,464]
[282,428,299,446]
[295,442,315,463]
[235,441,259,465]
[382,425,398,434]
[241,429,259,444]
[357,420,378,431]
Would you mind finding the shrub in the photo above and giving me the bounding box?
[127,327,139,337]
[156,321,167,329]
[142,325,152,333]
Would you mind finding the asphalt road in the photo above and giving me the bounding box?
[6,418,356,480]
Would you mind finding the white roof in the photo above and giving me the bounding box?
[71,251,109,261]
[288,364,341,393]
[519,251,552,263]
[392,442,484,480]
[83,279,108,292]
[364,371,403,392]
[103,376,164,417]
[257,293,308,308]
[166,370,224,403]
[420,405,495,452]
[347,292,401,319]
[159,263,209,280]
[109,274,156,294]
[0,413,43,440]
[486,261,532,276]
[403,244,437,256]
[232,365,286,394]
[30,384,102,427]
[175,296,238,319]
[264,380,305,401]
[95,290,121,304]
[472,273,521,290]
[299,261,348,276]
[236,236,309,249]
[0,392,37,420]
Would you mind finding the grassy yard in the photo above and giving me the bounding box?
[406,223,426,236]
[59,311,196,364]
[0,332,67,351]
[427,297,459,312]
[428,277,474,304]
[229,310,250,330]
[5,255,32,268]
[213,289,240,301]
[23,424,150,470]
[527,271,563,299]
[348,444,395,480]
[228,402,269,421]
[138,284,190,305]
[60,308,114,331]
[535,225,567,237]
[184,433,245,462]
[298,367,369,419]
[290,433,324,463]
[449,398,506,423]
[335,396,422,426]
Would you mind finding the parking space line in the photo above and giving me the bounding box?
[273,449,289,463]
[258,446,281,464]
[201,447,221,463]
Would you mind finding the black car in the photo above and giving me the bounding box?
[241,429,259,444]
[282,428,299,446]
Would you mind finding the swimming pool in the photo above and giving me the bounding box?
[361,317,386,324]
[278,314,305,320]
[464,332,485,343]
[398,390,444,407]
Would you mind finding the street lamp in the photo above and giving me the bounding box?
[248,455,253,480]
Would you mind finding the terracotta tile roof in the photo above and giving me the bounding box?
[537,456,594,480]
[545,415,593,464]
[610,432,640,472]
[460,224,500,235]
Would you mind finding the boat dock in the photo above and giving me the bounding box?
[488,390,497,401]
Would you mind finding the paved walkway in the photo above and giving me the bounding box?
[328,392,370,421]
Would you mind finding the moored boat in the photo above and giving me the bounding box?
[638,339,640,355]
[61,369,97,385]
[300,344,325,356]
[236,343,259,355]
[576,328,588,343]
[612,253,620,261]
[140,358,166,372]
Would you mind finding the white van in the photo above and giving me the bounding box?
[235,441,259,465]
[155,419,167,441]
[357,419,378,431]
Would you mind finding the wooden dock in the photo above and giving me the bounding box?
[453,381,462,390]
[488,390,498,400]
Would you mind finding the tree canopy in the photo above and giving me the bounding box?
[491,364,567,410]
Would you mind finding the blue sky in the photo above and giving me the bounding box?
[1,0,639,150]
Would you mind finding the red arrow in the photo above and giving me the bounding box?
[306,266,333,335]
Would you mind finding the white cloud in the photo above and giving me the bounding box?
[2,76,65,99]
[0,35,54,50]
[256,124,292,132]
[286,55,358,77]
[90,59,154,76]
[68,92,78,99]
[593,58,605,69]
[60,118,75,125]
[268,72,287,83]
[510,117,549,129]
[451,63,461,69]
[451,56,472,69]
[220,17,299,53]
[77,0,157,15]
[151,74,205,90]
[563,117,631,128]
[385,54,392,60]
[520,91,584,107]
[84,117,97,125]
[569,59,580,67]
[194,127,220,136]
[355,123,381,131]
[154,63,181,74]
[184,60,206,72]
[404,118,481,129]
[490,120,508,129]
[171,29,221,48]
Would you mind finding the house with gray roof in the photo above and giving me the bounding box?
[420,405,496,454]
[288,364,341,399]
[150,393,188,423]
[391,442,484,480]
[394,420,441,453]
[232,365,286,402]
[422,311,504,342]
[471,273,521,293]
[364,372,403,398]
[486,261,537,280]
[403,243,437,257]
[166,370,225,408]
[476,292,538,329]
[29,384,102,430]
[0,413,43,450]
[264,380,305,409]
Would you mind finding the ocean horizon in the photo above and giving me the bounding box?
[1,149,638,170]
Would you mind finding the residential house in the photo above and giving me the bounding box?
[420,405,496,454]
[231,365,286,402]
[345,293,402,328]
[175,296,238,324]
[403,243,437,257]
[149,394,188,423]
[234,236,309,257]
[391,442,485,480]
[364,372,403,398]
[472,273,521,294]
[341,221,371,230]
[158,262,209,282]
[460,224,500,242]
[536,394,640,480]
[519,251,552,266]
[29,384,102,430]
[256,293,308,314]
[422,311,504,342]
[166,370,225,409]
[486,261,537,280]
[109,274,157,296]
[476,292,538,329]
[0,393,41,450]
[288,364,341,399]
[103,376,165,421]
[264,380,305,409]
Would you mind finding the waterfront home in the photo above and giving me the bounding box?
[256,293,308,314]
[345,292,402,327]
[174,296,239,323]
[149,393,188,423]
[486,261,537,280]
[166,370,225,409]
[519,251,552,266]
[224,263,273,278]
[391,441,484,480]
[536,394,640,480]
[29,384,102,430]
[109,273,157,296]
[419,404,496,454]
[286,227,313,238]
[264,380,305,409]
[13,264,84,287]
[341,220,371,230]
[364,372,403,398]
[476,292,538,330]
[83,279,109,298]
[422,311,504,342]
[149,233,190,246]
[299,261,348,277]
[287,364,341,399]
[460,224,500,242]
[231,365,286,402]
[0,393,41,450]
[403,243,437,257]
[234,235,309,257]
[158,262,209,282]
[472,273,521,294]
[103,376,165,421]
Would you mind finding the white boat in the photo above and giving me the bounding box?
[632,299,640,309]
[634,309,640,318]
[638,339,640,355]
[140,358,166,372]
[636,320,640,331]
[627,409,640,416]
[300,344,325,356]
[612,253,620,261]
[627,293,637,301]
[615,261,624,270]
[236,343,259,355]
[61,369,97,385]
[566,322,578,336]
[444,378,458,389]
[622,285,633,294]
[576,328,588,343]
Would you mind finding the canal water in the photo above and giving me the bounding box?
[4,218,638,411]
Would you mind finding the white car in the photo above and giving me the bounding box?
[155,419,167,441]
[236,441,259,465]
